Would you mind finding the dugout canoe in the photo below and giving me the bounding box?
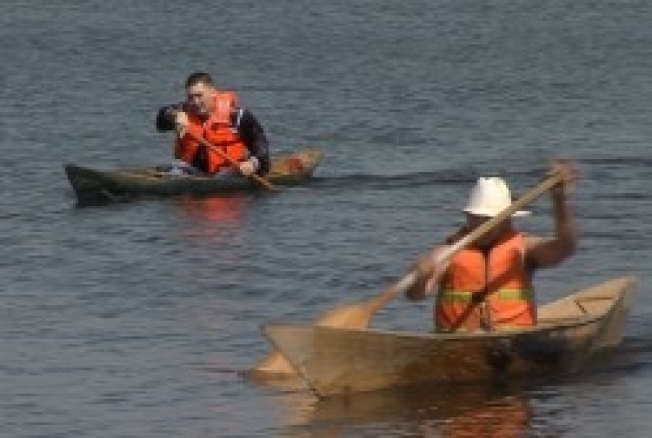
[65,148,323,205]
[263,276,636,398]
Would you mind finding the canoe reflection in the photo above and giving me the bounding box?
[279,382,531,437]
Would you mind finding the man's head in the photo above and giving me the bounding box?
[462,177,530,246]
[185,72,216,117]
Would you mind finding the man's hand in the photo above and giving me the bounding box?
[238,157,259,176]
[549,159,578,197]
[411,253,435,279]
[406,244,457,301]
[174,111,189,137]
[409,245,453,286]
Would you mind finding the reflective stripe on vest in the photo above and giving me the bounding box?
[439,289,534,302]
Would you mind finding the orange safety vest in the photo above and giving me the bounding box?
[175,91,248,174]
[435,230,535,333]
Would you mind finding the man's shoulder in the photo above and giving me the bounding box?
[215,90,240,106]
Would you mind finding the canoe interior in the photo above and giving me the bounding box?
[536,275,636,348]
[65,148,323,206]
[261,276,637,398]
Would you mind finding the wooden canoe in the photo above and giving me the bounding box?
[262,276,637,398]
[65,148,323,205]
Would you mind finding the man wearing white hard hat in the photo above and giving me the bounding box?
[406,160,577,333]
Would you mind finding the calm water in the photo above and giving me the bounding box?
[2,0,652,436]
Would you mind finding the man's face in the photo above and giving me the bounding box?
[186,82,214,116]
[465,213,510,248]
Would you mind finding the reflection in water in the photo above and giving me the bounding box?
[439,396,530,438]
[256,332,651,437]
[172,195,250,243]
[271,381,532,437]
[170,195,251,285]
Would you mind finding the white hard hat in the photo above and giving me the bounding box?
[462,177,531,217]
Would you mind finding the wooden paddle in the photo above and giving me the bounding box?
[251,171,563,377]
[184,130,276,191]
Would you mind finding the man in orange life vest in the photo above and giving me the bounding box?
[156,72,270,177]
[406,161,577,333]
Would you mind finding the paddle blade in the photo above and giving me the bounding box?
[314,302,373,329]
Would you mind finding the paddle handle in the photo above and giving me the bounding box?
[184,130,276,190]
[365,172,563,314]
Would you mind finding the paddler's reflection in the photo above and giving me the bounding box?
[274,382,532,438]
[439,395,531,438]
[175,195,248,222]
[172,195,249,244]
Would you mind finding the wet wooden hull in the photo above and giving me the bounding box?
[65,148,323,205]
[263,276,636,398]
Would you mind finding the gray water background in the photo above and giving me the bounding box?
[2,0,652,436]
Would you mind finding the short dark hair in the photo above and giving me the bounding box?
[185,72,214,88]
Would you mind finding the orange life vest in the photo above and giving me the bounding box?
[435,230,535,333]
[175,91,248,174]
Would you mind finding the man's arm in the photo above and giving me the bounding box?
[405,246,451,301]
[526,160,578,268]
[234,108,270,174]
